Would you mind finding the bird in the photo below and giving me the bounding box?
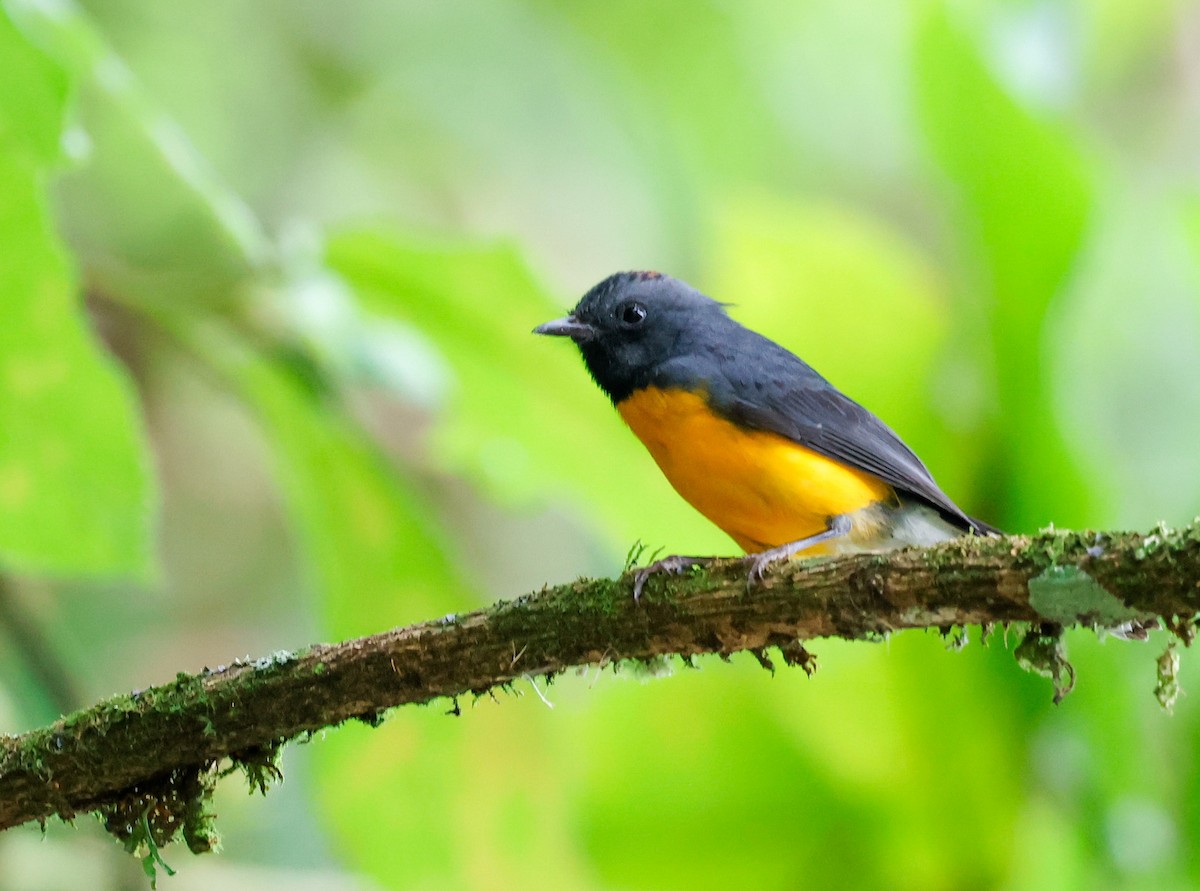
[534,271,995,596]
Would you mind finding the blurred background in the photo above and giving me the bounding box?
[2,0,1200,888]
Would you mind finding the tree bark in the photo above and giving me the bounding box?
[2,524,1197,840]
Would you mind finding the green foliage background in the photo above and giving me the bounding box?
[1,1,1198,888]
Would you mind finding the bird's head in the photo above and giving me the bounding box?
[534,271,730,403]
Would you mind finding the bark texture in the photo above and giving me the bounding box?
[2,524,1198,838]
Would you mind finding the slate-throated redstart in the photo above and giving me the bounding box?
[534,271,994,595]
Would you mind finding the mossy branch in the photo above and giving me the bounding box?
[3,523,1199,847]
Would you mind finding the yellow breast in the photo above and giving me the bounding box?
[616,387,893,553]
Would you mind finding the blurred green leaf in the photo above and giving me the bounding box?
[327,229,730,559]
[914,5,1096,531]
[1083,0,1177,87]
[313,692,599,891]
[537,0,792,186]
[574,634,1029,891]
[0,11,154,578]
[1048,194,1200,528]
[0,5,66,162]
[233,348,468,633]
[8,0,270,305]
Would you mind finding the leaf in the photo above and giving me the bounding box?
[533,0,791,183]
[313,692,602,891]
[914,5,1096,530]
[7,0,270,302]
[1050,193,1200,528]
[574,636,1026,890]
[232,349,469,633]
[0,12,155,578]
[0,4,67,163]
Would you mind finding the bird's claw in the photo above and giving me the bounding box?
[744,551,784,588]
[632,555,712,601]
[741,520,849,588]
[632,532,829,599]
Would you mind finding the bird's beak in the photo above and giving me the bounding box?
[533,315,595,342]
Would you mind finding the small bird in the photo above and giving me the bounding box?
[534,271,995,594]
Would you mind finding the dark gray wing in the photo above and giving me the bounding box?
[677,334,996,535]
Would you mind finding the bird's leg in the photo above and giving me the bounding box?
[632,555,715,601]
[631,515,855,600]
[744,514,853,584]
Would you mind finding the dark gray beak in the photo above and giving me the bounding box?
[533,315,595,342]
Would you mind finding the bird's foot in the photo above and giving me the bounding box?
[743,542,811,586]
[739,547,796,590]
[743,515,854,587]
[632,555,714,601]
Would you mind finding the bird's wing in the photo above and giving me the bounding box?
[699,342,996,535]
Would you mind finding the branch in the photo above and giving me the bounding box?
[2,524,1198,849]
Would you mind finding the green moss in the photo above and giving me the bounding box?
[623,539,650,573]
[1031,525,1090,564]
[1135,520,1200,558]
[615,556,729,606]
[1014,624,1075,703]
[567,575,625,616]
[1130,518,1200,560]
[97,763,219,883]
[230,742,284,795]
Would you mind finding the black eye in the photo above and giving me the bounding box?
[619,301,647,327]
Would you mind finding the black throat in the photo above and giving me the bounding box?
[578,341,652,405]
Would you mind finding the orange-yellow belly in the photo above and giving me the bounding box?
[617,387,893,553]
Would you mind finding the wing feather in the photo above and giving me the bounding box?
[685,336,996,535]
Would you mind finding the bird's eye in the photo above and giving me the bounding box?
[618,302,648,327]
